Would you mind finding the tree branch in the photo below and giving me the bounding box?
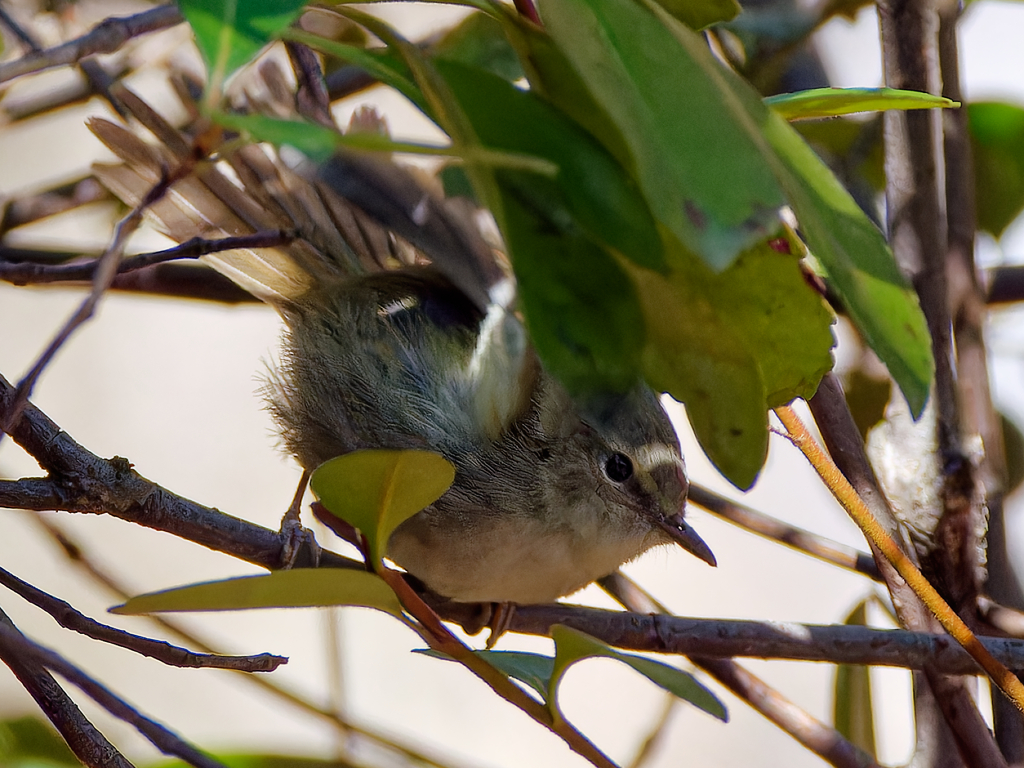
[0,6,184,85]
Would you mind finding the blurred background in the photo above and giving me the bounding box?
[3,1,1024,766]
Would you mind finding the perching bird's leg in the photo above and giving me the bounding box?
[486,602,516,648]
[279,469,319,569]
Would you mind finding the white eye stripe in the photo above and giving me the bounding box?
[633,443,684,472]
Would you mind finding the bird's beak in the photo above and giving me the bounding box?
[658,513,716,567]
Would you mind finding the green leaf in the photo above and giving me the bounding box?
[417,649,554,698]
[179,0,306,97]
[110,569,403,616]
[501,186,647,394]
[0,717,80,767]
[630,232,834,489]
[765,87,958,121]
[541,0,787,270]
[310,449,455,566]
[433,12,525,82]
[969,102,1024,238]
[755,105,933,416]
[550,626,727,721]
[650,0,740,29]
[833,601,877,758]
[212,112,554,173]
[434,58,665,272]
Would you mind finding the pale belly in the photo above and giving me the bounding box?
[387,514,660,604]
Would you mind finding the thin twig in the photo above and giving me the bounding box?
[0,607,134,768]
[599,573,880,768]
[0,624,225,768]
[775,404,1024,712]
[0,231,294,286]
[376,565,619,768]
[3,156,200,437]
[687,484,880,579]
[0,5,184,84]
[29,514,468,768]
[0,565,286,671]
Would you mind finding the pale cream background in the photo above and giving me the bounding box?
[2,3,1023,766]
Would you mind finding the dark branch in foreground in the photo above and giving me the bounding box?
[6,372,1024,674]
[0,5,184,84]
[0,231,294,286]
[0,607,133,768]
[0,624,225,768]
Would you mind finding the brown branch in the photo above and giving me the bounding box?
[600,573,881,768]
[0,623,225,768]
[0,607,134,768]
[0,565,286,672]
[688,483,880,579]
[0,231,294,286]
[29,514,470,768]
[2,153,204,436]
[0,373,346,572]
[0,5,184,85]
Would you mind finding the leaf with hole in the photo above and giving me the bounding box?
[310,449,456,567]
[110,569,403,616]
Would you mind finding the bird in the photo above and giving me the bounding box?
[88,97,716,610]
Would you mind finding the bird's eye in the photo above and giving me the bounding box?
[604,452,634,483]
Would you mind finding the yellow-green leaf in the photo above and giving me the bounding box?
[310,449,456,566]
[766,87,958,121]
[111,569,403,616]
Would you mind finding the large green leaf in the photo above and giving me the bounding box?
[550,626,727,721]
[110,569,403,616]
[179,0,306,96]
[969,102,1024,238]
[435,59,665,272]
[756,107,933,416]
[433,11,525,82]
[310,449,456,566]
[541,0,787,271]
[501,186,647,394]
[651,0,740,29]
[631,232,833,488]
[766,87,958,121]
[417,649,555,698]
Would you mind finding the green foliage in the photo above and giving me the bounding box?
[419,626,727,722]
[765,87,958,120]
[175,0,934,488]
[311,450,455,567]
[634,233,834,488]
[177,0,306,98]
[0,716,80,768]
[832,601,877,759]
[542,0,787,272]
[970,101,1024,238]
[111,569,403,616]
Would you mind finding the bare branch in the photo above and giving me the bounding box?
[0,623,225,768]
[688,483,881,579]
[0,230,294,286]
[600,573,881,768]
[0,607,134,768]
[0,565,286,672]
[0,6,184,85]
